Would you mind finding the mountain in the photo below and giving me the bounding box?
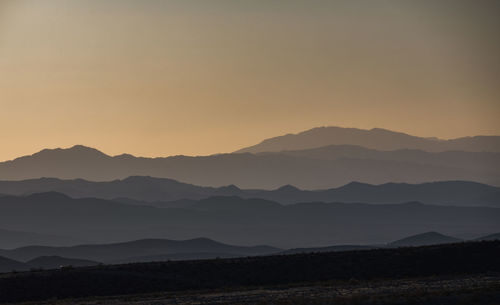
[0,177,498,207]
[389,232,462,247]
[0,256,29,273]
[235,126,500,153]
[0,193,499,248]
[0,237,280,263]
[476,233,500,241]
[0,176,240,202]
[1,143,500,189]
[26,256,100,269]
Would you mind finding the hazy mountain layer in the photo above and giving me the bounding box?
[236,126,500,153]
[1,142,500,188]
[0,193,499,248]
[0,237,280,263]
[1,177,498,207]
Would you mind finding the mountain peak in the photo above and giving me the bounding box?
[235,126,500,154]
[31,145,109,159]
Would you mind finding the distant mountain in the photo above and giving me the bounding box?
[0,193,499,248]
[0,177,498,207]
[26,256,100,269]
[476,233,500,241]
[267,144,500,174]
[0,256,29,273]
[1,143,500,189]
[236,126,500,153]
[389,232,462,247]
[0,237,281,263]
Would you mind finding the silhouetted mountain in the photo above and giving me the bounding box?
[236,126,500,153]
[0,237,280,263]
[0,256,29,273]
[0,193,499,248]
[476,233,500,241]
[0,177,499,207]
[389,232,462,247]
[1,143,500,188]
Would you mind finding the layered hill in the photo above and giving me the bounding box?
[0,193,499,248]
[1,140,500,189]
[0,237,280,263]
[0,177,498,207]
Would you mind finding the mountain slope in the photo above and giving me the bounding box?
[389,232,462,247]
[0,256,29,273]
[235,126,500,153]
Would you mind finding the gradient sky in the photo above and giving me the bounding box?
[1,0,499,161]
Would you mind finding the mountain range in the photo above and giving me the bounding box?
[1,126,499,188]
[0,237,279,264]
[0,176,498,207]
[1,192,499,248]
[1,231,497,274]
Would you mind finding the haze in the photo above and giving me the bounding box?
[1,0,499,161]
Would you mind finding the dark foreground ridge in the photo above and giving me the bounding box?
[0,241,499,303]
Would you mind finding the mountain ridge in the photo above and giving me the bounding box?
[0,192,499,248]
[235,126,500,153]
[0,177,498,207]
[1,125,500,188]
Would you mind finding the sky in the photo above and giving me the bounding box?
[1,0,499,161]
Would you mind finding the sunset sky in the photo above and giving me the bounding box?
[1,0,499,161]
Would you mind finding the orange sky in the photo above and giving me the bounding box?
[1,0,499,161]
